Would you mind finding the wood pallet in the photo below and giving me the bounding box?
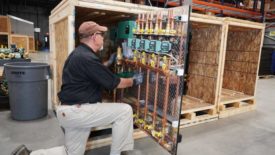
[180,96,218,128]
[218,89,256,118]
[86,128,147,150]
[258,75,275,79]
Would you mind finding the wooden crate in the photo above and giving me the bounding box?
[217,18,265,118]
[180,14,227,127]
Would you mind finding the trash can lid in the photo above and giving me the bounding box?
[4,62,49,68]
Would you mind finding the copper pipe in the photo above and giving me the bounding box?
[141,13,145,33]
[173,77,180,117]
[144,67,150,121]
[165,10,170,34]
[162,73,170,142]
[137,66,142,117]
[159,12,163,33]
[178,23,185,64]
[170,10,175,34]
[162,58,171,141]
[153,56,160,127]
[149,12,153,34]
[154,12,159,34]
[145,13,149,34]
[136,13,141,34]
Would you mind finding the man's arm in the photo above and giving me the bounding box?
[117,78,133,88]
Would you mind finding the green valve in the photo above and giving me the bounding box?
[127,38,133,48]
[160,41,171,53]
[139,39,150,51]
[149,40,161,53]
[127,38,140,50]
[131,38,140,50]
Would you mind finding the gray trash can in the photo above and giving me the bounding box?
[4,62,50,121]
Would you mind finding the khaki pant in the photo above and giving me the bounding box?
[31,103,134,155]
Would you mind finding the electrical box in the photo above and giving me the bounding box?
[128,38,140,50]
[149,40,161,52]
[132,38,140,50]
[117,20,136,39]
[139,39,150,51]
[127,38,133,48]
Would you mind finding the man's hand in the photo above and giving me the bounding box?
[132,72,143,86]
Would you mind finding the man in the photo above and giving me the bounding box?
[12,21,143,155]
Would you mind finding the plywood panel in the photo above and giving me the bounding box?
[187,23,222,104]
[28,36,35,52]
[54,18,69,104]
[10,35,28,52]
[223,28,262,96]
[0,16,9,33]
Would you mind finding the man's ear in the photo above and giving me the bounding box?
[90,35,95,41]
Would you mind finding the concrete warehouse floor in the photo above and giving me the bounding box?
[0,52,275,155]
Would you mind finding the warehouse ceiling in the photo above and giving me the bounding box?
[1,0,61,13]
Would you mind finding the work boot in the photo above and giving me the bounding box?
[11,145,32,155]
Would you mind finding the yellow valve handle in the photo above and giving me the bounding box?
[133,50,138,62]
[162,64,167,70]
[144,124,153,130]
[141,58,146,64]
[141,52,146,64]
[136,119,144,124]
[170,29,176,34]
[152,130,163,138]
[161,56,168,70]
[159,29,165,34]
[150,61,155,67]
[150,54,156,67]
[133,114,138,118]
